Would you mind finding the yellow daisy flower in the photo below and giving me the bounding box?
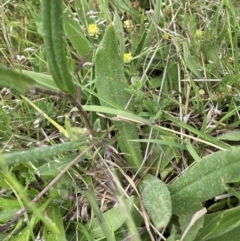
[195,29,204,38]
[124,52,132,63]
[88,23,100,37]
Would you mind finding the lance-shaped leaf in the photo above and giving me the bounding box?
[0,140,86,166]
[41,0,76,97]
[63,3,92,58]
[43,205,66,241]
[95,24,143,172]
[169,147,240,214]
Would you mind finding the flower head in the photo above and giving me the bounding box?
[124,52,132,63]
[123,20,134,33]
[163,33,170,40]
[88,23,100,37]
[195,29,204,39]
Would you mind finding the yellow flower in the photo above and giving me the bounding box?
[123,20,134,33]
[88,23,100,37]
[195,29,204,38]
[124,52,132,63]
[163,33,170,40]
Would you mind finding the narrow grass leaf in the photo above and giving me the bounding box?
[21,95,69,137]
[162,112,229,150]
[139,174,172,229]
[0,66,36,94]
[131,138,187,150]
[169,147,240,214]
[83,105,153,125]
[195,206,240,240]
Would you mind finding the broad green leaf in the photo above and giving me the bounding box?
[139,174,171,229]
[217,130,240,141]
[195,206,240,240]
[169,147,240,214]
[41,0,76,97]
[95,25,143,172]
[43,205,66,241]
[0,140,86,165]
[0,66,36,94]
[86,196,136,238]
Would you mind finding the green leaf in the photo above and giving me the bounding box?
[39,153,80,177]
[86,196,136,239]
[95,24,143,172]
[63,4,92,58]
[178,204,205,241]
[201,41,220,67]
[0,209,20,223]
[0,140,86,165]
[43,205,66,241]
[217,130,240,141]
[169,147,240,214]
[205,227,240,241]
[183,41,203,78]
[195,206,240,240]
[166,225,178,241]
[0,66,36,94]
[5,198,53,240]
[139,174,172,229]
[83,105,152,126]
[162,112,229,150]
[41,0,75,97]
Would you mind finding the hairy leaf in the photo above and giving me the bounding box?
[169,147,240,214]
[139,174,171,229]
